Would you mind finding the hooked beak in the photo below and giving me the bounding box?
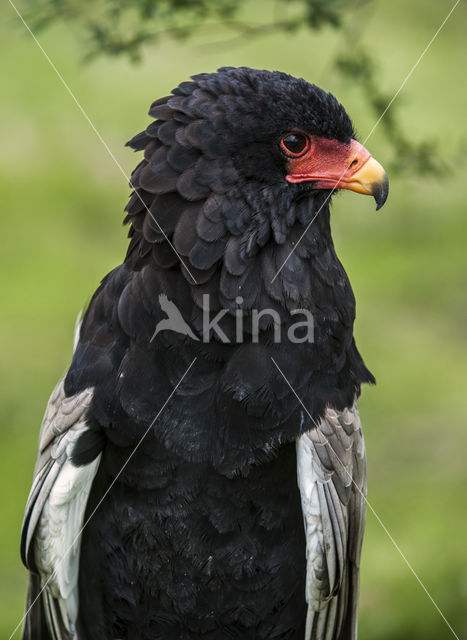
[286,138,389,210]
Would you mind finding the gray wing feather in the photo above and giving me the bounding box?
[21,379,94,570]
[21,376,98,640]
[297,402,366,640]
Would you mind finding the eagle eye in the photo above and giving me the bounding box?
[280,132,310,157]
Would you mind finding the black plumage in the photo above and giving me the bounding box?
[21,67,388,640]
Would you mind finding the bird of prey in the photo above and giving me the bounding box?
[21,67,388,640]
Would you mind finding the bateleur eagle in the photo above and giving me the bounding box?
[21,67,388,640]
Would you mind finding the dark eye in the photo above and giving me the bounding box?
[280,132,310,157]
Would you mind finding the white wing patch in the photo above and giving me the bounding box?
[296,402,366,640]
[21,318,102,638]
[21,318,104,639]
[34,424,100,631]
[296,432,327,639]
[22,380,100,639]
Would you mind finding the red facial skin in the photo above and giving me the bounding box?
[285,137,372,190]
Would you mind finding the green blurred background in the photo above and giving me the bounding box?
[1,0,466,638]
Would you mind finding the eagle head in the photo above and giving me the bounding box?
[124,66,388,318]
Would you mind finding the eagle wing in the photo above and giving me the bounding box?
[21,371,100,640]
[297,402,366,640]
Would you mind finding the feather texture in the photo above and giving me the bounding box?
[297,402,366,640]
[21,332,102,640]
[21,67,377,640]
